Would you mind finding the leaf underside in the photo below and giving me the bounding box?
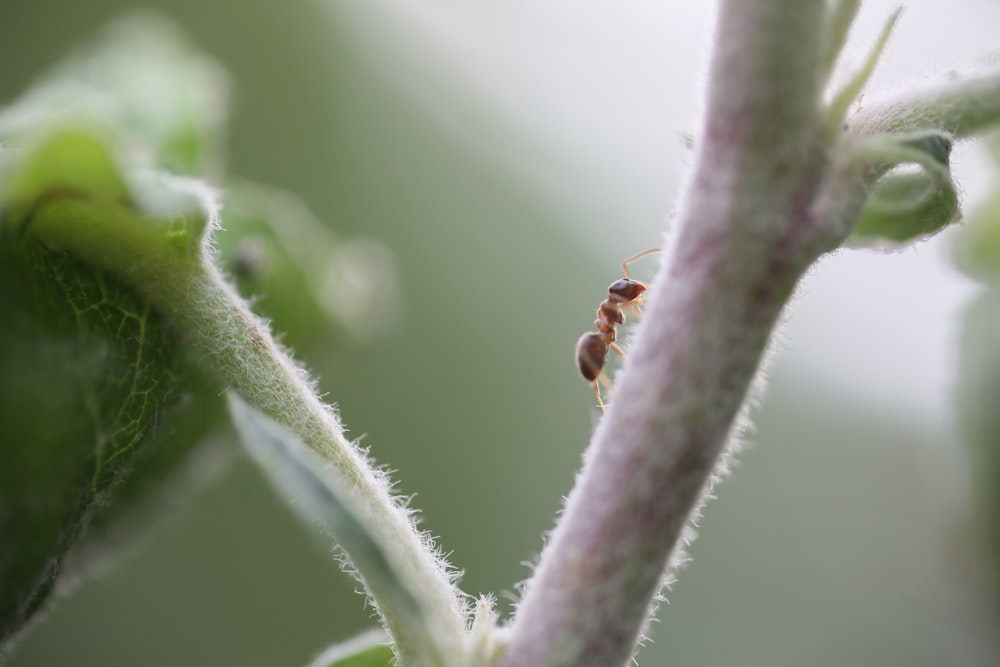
[0,229,212,641]
[0,14,226,646]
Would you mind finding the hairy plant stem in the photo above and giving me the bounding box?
[852,69,1000,137]
[498,2,838,666]
[164,265,470,664]
[24,191,468,666]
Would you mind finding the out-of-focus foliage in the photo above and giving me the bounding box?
[217,183,401,349]
[954,135,1000,282]
[953,133,1000,588]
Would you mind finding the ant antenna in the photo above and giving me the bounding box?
[621,248,661,280]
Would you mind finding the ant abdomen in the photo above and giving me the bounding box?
[576,332,608,382]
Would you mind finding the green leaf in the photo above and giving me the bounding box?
[304,630,394,667]
[0,12,228,179]
[0,136,218,642]
[0,230,209,643]
[0,15,229,647]
[227,394,444,667]
[2,127,130,202]
[849,131,960,244]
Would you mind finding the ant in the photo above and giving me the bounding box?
[575,248,660,412]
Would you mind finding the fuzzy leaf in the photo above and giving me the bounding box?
[304,630,394,667]
[0,15,229,647]
[0,226,212,643]
[227,394,444,667]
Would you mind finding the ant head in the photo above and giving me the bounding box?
[607,278,647,303]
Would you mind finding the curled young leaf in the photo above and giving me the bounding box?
[848,131,960,244]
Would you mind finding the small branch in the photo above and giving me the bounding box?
[154,252,469,662]
[852,68,1000,138]
[229,395,448,667]
[498,2,831,666]
[824,7,902,138]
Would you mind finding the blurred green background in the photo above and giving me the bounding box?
[3,0,1000,665]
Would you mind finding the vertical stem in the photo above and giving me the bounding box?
[499,2,829,666]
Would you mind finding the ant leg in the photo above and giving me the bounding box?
[596,371,619,413]
[621,248,661,279]
[591,381,607,413]
[622,296,651,321]
[610,342,626,357]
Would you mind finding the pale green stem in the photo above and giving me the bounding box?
[852,69,1000,138]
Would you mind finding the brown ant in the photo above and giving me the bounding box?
[575,248,660,412]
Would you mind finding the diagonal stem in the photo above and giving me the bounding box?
[498,1,833,666]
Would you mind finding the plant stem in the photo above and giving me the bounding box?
[851,69,1000,138]
[498,2,833,665]
[163,267,470,664]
